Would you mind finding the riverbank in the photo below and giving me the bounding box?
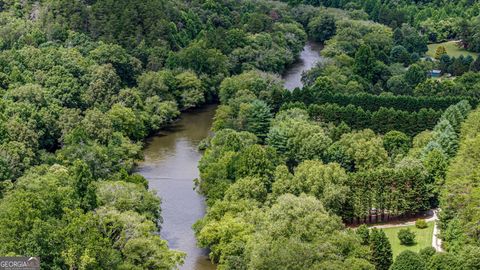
[135,40,325,270]
[136,105,217,270]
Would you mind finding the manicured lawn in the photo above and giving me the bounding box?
[427,41,478,58]
[381,222,434,258]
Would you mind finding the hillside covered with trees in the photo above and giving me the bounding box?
[0,0,479,270]
[0,0,308,268]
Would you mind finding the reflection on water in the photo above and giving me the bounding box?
[282,41,324,90]
[137,105,217,270]
[136,41,323,270]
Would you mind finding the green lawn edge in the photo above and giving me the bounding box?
[381,221,435,258]
[427,41,478,58]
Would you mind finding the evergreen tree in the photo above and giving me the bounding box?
[393,28,404,46]
[243,100,273,142]
[434,46,447,59]
[354,45,377,81]
[434,127,458,157]
[370,228,393,270]
[439,54,452,73]
[356,224,370,245]
[464,55,474,68]
[449,56,469,76]
[471,56,480,72]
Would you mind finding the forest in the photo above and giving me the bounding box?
[0,0,479,270]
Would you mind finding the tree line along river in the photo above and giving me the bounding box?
[136,41,323,270]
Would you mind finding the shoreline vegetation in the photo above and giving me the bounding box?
[0,0,480,270]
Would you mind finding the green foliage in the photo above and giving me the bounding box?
[322,19,392,59]
[369,228,393,270]
[167,40,229,78]
[427,252,461,270]
[267,110,332,165]
[414,73,480,100]
[405,64,427,86]
[137,70,205,109]
[350,159,431,221]
[393,24,428,55]
[234,144,280,182]
[108,104,146,141]
[390,250,426,270]
[354,45,377,81]
[230,22,307,74]
[418,246,436,261]
[290,91,470,112]
[143,98,180,133]
[271,160,349,216]
[390,46,411,66]
[356,225,370,245]
[435,46,447,60]
[198,129,260,202]
[415,219,428,229]
[218,70,285,108]
[245,194,373,270]
[398,228,416,246]
[96,181,161,221]
[308,13,336,42]
[309,103,442,136]
[89,43,142,86]
[326,129,388,171]
[440,107,480,251]
[383,131,411,156]
[239,100,273,141]
[0,165,184,269]
[224,176,268,203]
[5,0,476,268]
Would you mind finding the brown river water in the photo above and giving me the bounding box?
[136,41,323,270]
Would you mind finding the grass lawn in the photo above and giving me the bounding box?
[427,41,478,58]
[381,222,434,258]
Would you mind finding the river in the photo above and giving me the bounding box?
[136,105,217,270]
[283,41,324,90]
[136,41,323,270]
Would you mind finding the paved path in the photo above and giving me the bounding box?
[370,209,443,252]
[431,210,443,252]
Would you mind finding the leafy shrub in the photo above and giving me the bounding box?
[398,228,416,246]
[391,250,426,270]
[415,219,428,229]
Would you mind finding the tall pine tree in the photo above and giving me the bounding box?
[354,45,376,81]
[471,56,480,72]
[370,228,393,270]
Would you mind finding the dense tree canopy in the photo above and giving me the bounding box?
[1,0,480,269]
[0,0,313,268]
